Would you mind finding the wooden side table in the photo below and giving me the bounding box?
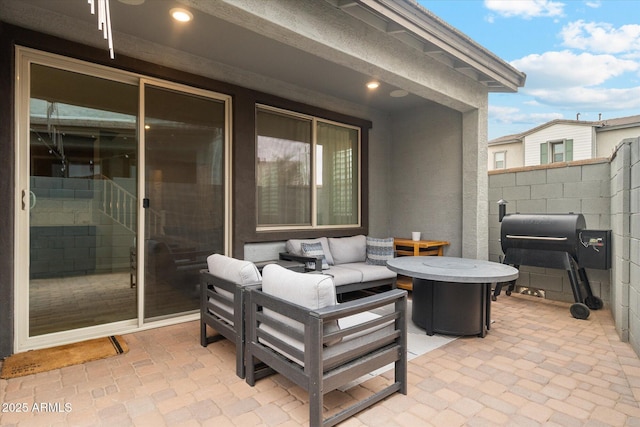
[393,238,449,291]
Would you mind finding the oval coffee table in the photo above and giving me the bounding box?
[386,256,519,337]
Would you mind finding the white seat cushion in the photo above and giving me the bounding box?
[323,265,363,286]
[338,263,397,282]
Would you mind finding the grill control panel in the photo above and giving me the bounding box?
[577,229,611,270]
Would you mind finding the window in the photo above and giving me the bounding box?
[256,106,360,229]
[540,139,573,164]
[494,151,506,169]
[551,141,565,162]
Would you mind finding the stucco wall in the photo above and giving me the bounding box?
[488,160,612,304]
[488,141,524,170]
[389,104,463,256]
[597,129,640,159]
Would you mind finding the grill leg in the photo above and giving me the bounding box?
[579,267,604,310]
[567,266,584,303]
[492,265,518,301]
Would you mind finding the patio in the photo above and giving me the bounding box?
[2,293,640,426]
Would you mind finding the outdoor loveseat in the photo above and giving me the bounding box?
[279,235,397,296]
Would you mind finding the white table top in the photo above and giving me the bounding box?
[386,256,519,283]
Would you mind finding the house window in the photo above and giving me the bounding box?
[540,139,573,164]
[256,106,360,229]
[551,141,565,162]
[494,151,506,169]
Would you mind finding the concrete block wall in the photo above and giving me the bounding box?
[489,160,612,304]
[631,139,640,351]
[614,138,640,353]
[29,177,134,276]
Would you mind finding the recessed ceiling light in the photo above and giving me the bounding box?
[366,81,380,89]
[117,0,145,5]
[170,8,193,23]
[390,89,409,98]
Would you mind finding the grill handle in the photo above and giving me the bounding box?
[506,235,568,241]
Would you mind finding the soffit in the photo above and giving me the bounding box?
[331,0,526,92]
[3,0,524,112]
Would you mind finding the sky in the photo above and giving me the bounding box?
[418,0,640,140]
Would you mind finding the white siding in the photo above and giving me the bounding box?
[523,123,594,166]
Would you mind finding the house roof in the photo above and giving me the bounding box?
[489,114,640,145]
[336,0,527,92]
[597,114,640,131]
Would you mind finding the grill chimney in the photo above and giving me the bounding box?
[498,199,508,222]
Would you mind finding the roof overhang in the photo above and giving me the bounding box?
[1,0,525,113]
[329,0,526,93]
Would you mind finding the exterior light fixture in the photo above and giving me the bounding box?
[366,81,380,89]
[87,0,115,59]
[170,8,193,22]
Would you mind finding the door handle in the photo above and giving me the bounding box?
[23,190,37,210]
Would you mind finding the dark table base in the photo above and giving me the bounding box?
[412,278,491,337]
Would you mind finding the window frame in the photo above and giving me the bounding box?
[255,104,362,231]
[494,150,506,169]
[540,139,573,164]
[550,140,565,163]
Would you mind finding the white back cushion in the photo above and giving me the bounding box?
[206,254,261,299]
[261,264,340,349]
[285,237,334,265]
[328,235,367,264]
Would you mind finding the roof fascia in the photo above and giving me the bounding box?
[333,0,526,92]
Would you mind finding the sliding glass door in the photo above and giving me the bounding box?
[27,63,139,337]
[16,48,229,350]
[143,84,227,321]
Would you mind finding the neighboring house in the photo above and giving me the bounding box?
[488,115,640,170]
[0,0,525,357]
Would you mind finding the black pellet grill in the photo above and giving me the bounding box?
[495,210,611,320]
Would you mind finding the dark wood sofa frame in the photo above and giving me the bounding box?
[200,270,260,378]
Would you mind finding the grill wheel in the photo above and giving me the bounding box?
[570,303,590,320]
[585,295,604,310]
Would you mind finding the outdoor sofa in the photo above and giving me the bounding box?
[279,235,397,296]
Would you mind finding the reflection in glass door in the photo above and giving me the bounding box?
[143,85,227,321]
[28,64,139,336]
[17,49,230,350]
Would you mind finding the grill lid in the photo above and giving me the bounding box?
[500,213,586,257]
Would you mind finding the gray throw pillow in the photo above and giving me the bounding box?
[301,242,330,269]
[365,236,394,265]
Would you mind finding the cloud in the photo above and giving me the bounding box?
[511,50,639,88]
[525,86,640,110]
[484,0,565,19]
[489,105,563,125]
[560,20,640,54]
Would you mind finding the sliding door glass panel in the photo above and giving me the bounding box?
[143,85,226,321]
[29,64,138,336]
[316,122,359,226]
